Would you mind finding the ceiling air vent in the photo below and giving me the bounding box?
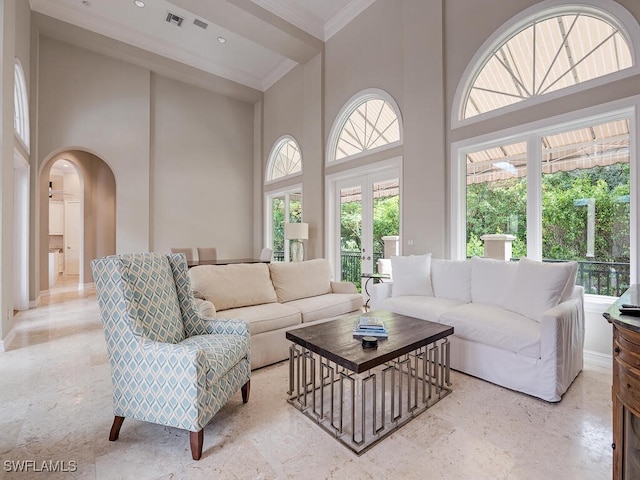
[165,12,184,27]
[193,18,208,30]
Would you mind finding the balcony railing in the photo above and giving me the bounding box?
[276,251,629,297]
[551,259,629,297]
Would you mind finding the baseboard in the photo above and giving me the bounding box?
[584,349,612,369]
[79,282,94,291]
[29,294,42,308]
[0,327,16,352]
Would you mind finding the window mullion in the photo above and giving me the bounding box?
[527,135,542,261]
[632,107,639,285]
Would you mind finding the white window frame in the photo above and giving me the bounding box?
[325,157,403,281]
[326,88,403,166]
[451,0,640,130]
[450,97,639,301]
[264,184,303,262]
[14,59,30,153]
[265,135,302,185]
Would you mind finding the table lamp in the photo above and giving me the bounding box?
[284,222,308,262]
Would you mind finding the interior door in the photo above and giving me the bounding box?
[64,200,81,275]
[336,168,400,289]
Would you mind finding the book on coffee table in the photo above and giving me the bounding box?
[353,329,388,338]
[354,317,388,337]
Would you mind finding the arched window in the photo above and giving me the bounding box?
[14,60,29,151]
[455,2,638,124]
[265,136,303,261]
[327,89,402,163]
[266,135,302,183]
[451,1,640,297]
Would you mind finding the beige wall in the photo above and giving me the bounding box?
[262,53,324,259]
[37,37,151,255]
[35,35,256,294]
[1,0,31,346]
[264,0,446,263]
[324,0,445,256]
[150,74,254,257]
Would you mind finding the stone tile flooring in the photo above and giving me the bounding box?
[0,285,613,479]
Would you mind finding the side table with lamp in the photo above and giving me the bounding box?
[284,222,308,262]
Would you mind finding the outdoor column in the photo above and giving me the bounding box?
[480,234,515,261]
[381,236,399,258]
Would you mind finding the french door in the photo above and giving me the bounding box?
[334,166,400,289]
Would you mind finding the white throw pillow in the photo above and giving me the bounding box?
[390,254,433,297]
[470,257,518,306]
[502,257,574,322]
[431,259,471,302]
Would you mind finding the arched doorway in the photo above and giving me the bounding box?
[48,159,81,289]
[39,150,116,295]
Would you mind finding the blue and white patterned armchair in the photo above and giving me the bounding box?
[91,252,251,460]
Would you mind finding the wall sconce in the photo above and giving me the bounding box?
[48,181,52,198]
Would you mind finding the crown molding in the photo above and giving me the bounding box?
[325,0,376,40]
[261,57,298,90]
[251,0,375,41]
[251,0,324,40]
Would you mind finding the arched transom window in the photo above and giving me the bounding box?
[462,7,634,121]
[267,136,301,182]
[328,89,402,163]
[14,60,30,151]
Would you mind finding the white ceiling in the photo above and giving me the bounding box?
[30,0,375,95]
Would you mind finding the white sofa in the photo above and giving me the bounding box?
[369,255,585,402]
[188,259,363,369]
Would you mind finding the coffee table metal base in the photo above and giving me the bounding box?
[287,338,451,455]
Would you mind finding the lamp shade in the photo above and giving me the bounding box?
[284,222,308,240]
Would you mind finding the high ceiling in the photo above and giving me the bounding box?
[30,0,375,101]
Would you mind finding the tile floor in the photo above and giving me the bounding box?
[0,283,613,479]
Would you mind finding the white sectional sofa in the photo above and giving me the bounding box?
[188,258,362,369]
[369,255,585,402]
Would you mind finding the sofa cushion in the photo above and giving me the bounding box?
[431,259,471,302]
[219,303,301,336]
[391,254,433,297]
[269,259,332,303]
[560,261,579,302]
[470,257,518,306]
[502,258,575,322]
[378,296,467,323]
[285,293,363,323]
[440,303,541,358]
[188,263,278,311]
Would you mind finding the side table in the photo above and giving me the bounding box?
[361,273,390,310]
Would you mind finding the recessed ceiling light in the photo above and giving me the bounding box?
[82,0,91,6]
[134,0,145,7]
[217,36,226,44]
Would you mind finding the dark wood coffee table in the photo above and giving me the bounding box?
[286,310,454,454]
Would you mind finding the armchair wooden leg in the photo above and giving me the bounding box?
[109,416,125,441]
[190,430,204,460]
[241,380,250,403]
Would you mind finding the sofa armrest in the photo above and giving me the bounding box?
[539,286,585,399]
[369,282,393,310]
[193,298,216,318]
[331,281,358,294]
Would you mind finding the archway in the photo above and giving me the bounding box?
[39,149,116,295]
